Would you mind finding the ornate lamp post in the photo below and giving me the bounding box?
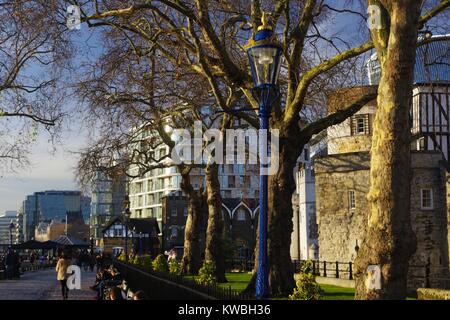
[246,13,283,299]
[9,220,15,247]
[122,196,132,264]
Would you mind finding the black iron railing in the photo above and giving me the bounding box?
[292,260,355,280]
[114,261,253,300]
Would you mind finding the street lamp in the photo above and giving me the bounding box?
[246,12,283,300]
[9,220,15,247]
[122,196,132,264]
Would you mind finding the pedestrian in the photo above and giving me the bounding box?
[5,248,15,279]
[55,253,71,300]
[30,251,36,272]
[13,250,20,278]
[89,253,95,272]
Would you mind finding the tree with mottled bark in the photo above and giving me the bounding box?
[354,0,449,300]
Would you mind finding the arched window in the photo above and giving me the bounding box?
[236,209,247,221]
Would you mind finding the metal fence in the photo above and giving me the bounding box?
[291,260,450,289]
[293,260,355,280]
[114,261,253,300]
[226,258,255,272]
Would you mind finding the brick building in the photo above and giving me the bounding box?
[162,192,258,260]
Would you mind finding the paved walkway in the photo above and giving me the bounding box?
[0,269,97,300]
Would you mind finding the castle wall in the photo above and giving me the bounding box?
[315,151,449,290]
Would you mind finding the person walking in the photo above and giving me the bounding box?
[55,253,71,300]
[89,253,95,272]
[5,248,15,279]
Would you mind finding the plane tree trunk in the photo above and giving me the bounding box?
[204,163,227,282]
[180,167,205,275]
[354,0,422,300]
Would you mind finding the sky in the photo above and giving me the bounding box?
[0,1,443,214]
[0,1,369,214]
[0,128,88,213]
[0,22,103,214]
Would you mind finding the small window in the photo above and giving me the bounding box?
[351,115,370,135]
[421,189,433,209]
[170,227,178,238]
[356,118,365,134]
[349,190,356,210]
[171,208,178,217]
[418,137,426,151]
[236,209,247,221]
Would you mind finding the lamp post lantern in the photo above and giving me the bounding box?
[246,12,283,299]
[122,196,132,264]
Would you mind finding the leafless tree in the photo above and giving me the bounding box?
[0,0,71,174]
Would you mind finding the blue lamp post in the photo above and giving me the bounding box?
[246,13,283,299]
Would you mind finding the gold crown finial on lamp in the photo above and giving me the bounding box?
[258,12,272,31]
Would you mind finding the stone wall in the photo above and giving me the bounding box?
[315,152,370,263]
[408,153,450,289]
[315,151,449,290]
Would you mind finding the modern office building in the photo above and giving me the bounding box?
[21,191,91,241]
[90,169,126,248]
[0,211,21,246]
[128,120,260,235]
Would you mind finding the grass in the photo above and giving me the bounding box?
[218,272,253,292]
[183,274,418,300]
[184,272,357,300]
[320,284,355,300]
[184,272,422,300]
[183,272,252,292]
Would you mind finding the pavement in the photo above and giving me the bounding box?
[0,268,97,300]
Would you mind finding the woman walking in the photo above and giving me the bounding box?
[55,253,71,300]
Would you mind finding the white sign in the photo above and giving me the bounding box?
[365,265,381,290]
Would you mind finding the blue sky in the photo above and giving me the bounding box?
[0,2,370,214]
[0,1,444,214]
[0,24,103,213]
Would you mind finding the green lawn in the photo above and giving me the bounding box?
[183,273,417,300]
[218,272,253,292]
[188,272,356,300]
[320,284,355,300]
[183,272,252,292]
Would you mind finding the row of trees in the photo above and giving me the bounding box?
[1,0,448,299]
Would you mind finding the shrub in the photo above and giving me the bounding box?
[152,254,169,273]
[169,259,182,275]
[289,260,323,300]
[141,255,153,270]
[131,255,140,265]
[117,252,126,262]
[196,260,217,286]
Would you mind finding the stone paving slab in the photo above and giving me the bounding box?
[0,269,97,300]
